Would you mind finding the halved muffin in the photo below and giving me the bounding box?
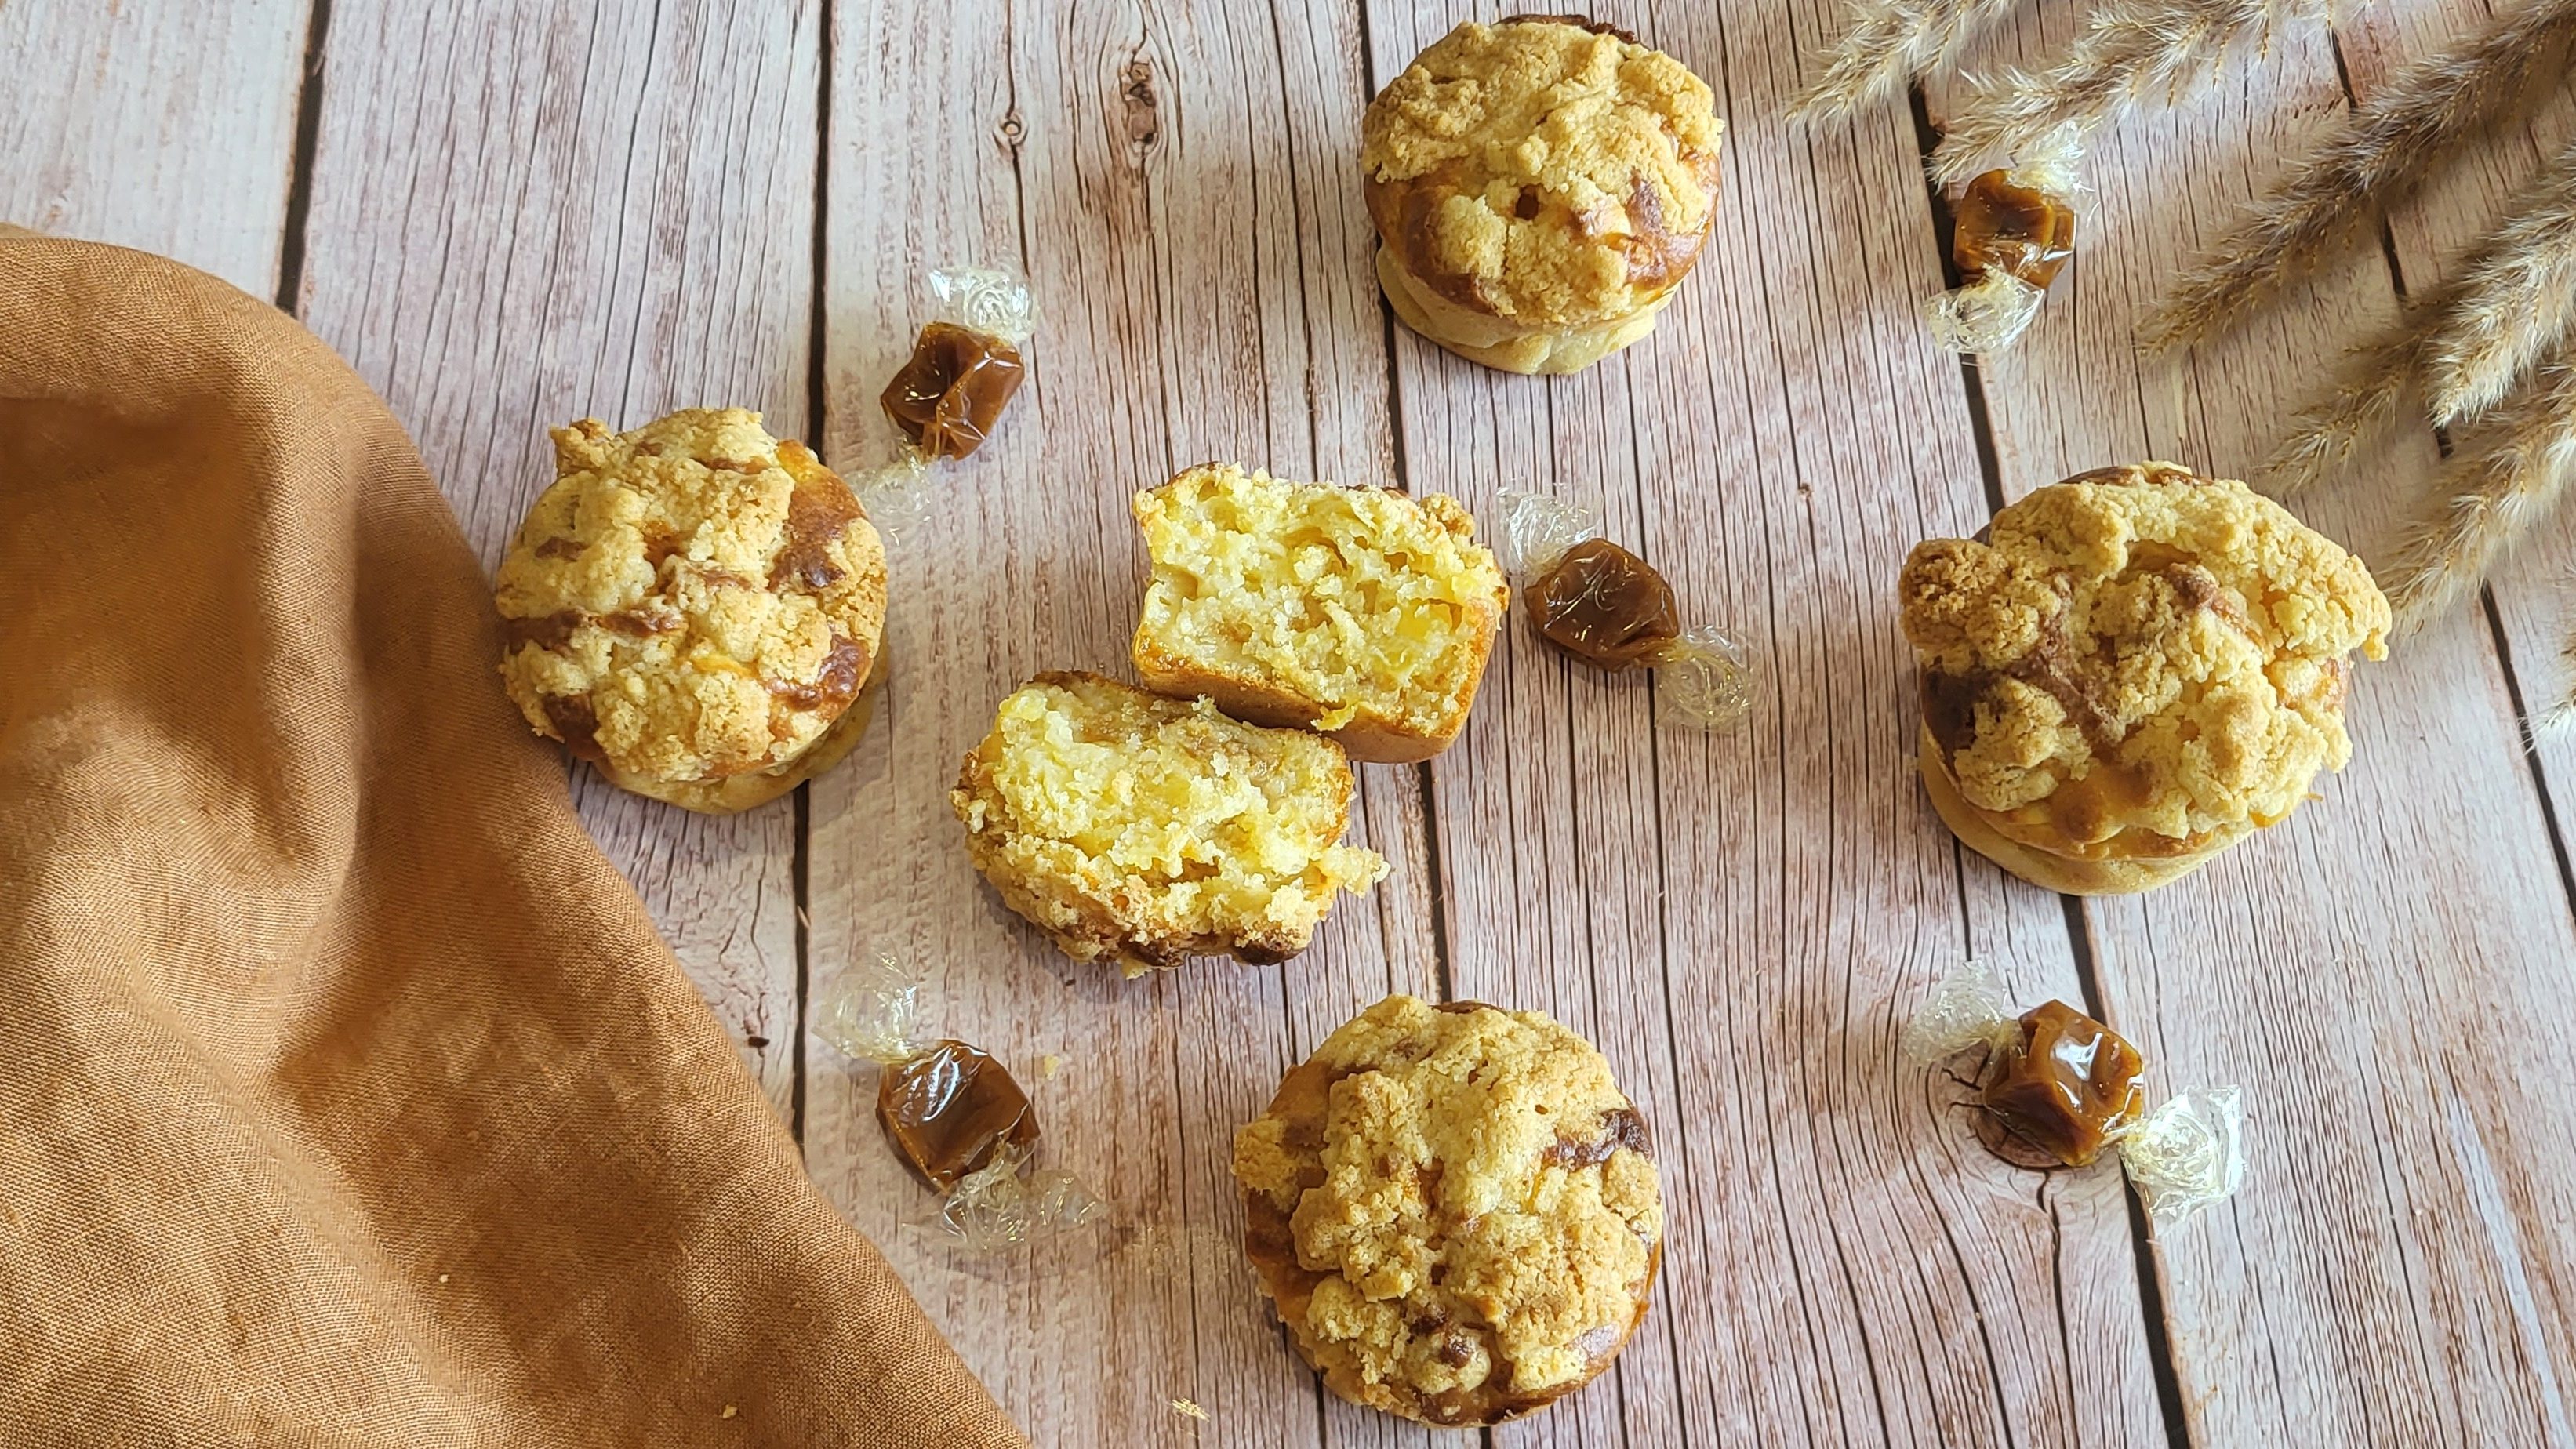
[1131,464,1509,764]
[950,672,1390,974]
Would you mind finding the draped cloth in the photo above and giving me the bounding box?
[0,231,1024,1447]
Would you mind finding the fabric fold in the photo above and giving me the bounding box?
[0,232,1024,1448]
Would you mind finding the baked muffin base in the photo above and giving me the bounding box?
[1916,725,2233,895]
[1375,246,1669,376]
[606,668,883,815]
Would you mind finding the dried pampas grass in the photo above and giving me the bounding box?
[1931,0,2330,186]
[2422,137,2576,426]
[2259,140,2576,497]
[2141,0,2576,351]
[2384,352,2576,636]
[1790,0,2024,122]
[2258,325,2431,495]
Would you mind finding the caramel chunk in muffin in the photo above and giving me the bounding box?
[1362,16,1723,373]
[1232,996,1662,1426]
[496,409,886,805]
[1899,462,2389,891]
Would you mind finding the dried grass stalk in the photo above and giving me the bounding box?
[2424,136,2576,425]
[2384,351,2576,635]
[2258,327,2427,495]
[1790,0,2025,122]
[2141,0,2576,351]
[1931,0,2328,186]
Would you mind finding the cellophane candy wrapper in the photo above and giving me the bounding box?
[1923,271,2047,355]
[809,953,1106,1258]
[917,1141,1107,1255]
[847,262,1037,539]
[2109,1086,2246,1229]
[1898,956,2018,1064]
[1902,958,2244,1229]
[809,953,928,1066]
[1496,491,1760,733]
[931,264,1037,348]
[1496,488,1600,582]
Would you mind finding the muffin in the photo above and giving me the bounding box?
[950,672,1389,974]
[1131,463,1510,763]
[495,409,886,813]
[1231,995,1662,1426]
[1899,462,2390,894]
[1361,16,1724,375]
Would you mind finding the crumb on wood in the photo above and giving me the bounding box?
[1170,1397,1208,1421]
[721,1404,738,1420]
[436,1273,449,1284]
[1040,1053,1063,1079]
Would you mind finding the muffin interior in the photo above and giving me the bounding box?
[1132,465,1505,737]
[950,673,1387,968]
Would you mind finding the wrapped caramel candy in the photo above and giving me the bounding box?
[1903,959,2243,1227]
[1924,131,2082,356]
[1497,491,1757,732]
[811,954,1103,1253]
[848,265,1038,536]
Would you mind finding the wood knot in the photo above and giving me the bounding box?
[995,111,1026,151]
[1121,56,1160,145]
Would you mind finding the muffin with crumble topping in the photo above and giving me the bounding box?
[1361,16,1724,374]
[1232,994,1662,1425]
[494,408,886,813]
[1899,461,2390,894]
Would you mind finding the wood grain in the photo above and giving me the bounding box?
[1932,3,2576,1440]
[807,2,1435,1444]
[31,0,2576,1440]
[1361,2,2167,1444]
[0,0,308,295]
[291,0,823,1107]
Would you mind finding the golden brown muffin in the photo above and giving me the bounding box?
[1131,464,1510,764]
[1899,462,2390,894]
[1361,16,1724,375]
[950,672,1389,975]
[494,409,886,813]
[1232,995,1663,1426]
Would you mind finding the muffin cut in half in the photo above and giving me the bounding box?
[1132,464,1509,763]
[1900,461,2389,894]
[1232,995,1663,1426]
[950,672,1390,975]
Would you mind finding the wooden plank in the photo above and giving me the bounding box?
[1362,2,2164,1446]
[1935,5,2576,1440]
[0,0,308,296]
[292,0,823,1108]
[806,2,1437,1444]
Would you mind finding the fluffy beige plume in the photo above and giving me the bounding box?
[1790,0,2025,122]
[1931,0,2328,186]
[2423,137,2576,425]
[2385,354,2576,635]
[2258,329,2425,496]
[2141,0,2576,351]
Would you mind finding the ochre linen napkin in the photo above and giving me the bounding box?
[0,231,1025,1447]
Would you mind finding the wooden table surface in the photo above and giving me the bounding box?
[16,1,2576,1444]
